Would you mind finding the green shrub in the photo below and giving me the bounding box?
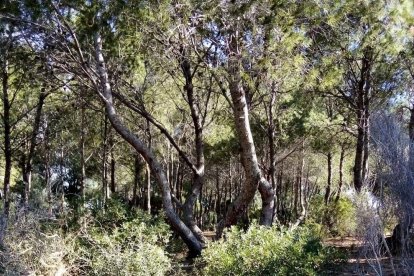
[0,206,172,276]
[201,224,335,276]
[308,196,357,237]
[73,210,172,276]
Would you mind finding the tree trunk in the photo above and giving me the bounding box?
[146,119,151,214]
[267,91,277,222]
[362,73,370,183]
[354,113,365,192]
[409,107,414,142]
[408,107,414,168]
[218,37,274,236]
[180,52,206,244]
[146,163,151,214]
[1,40,11,240]
[215,166,221,218]
[336,145,345,202]
[44,123,52,217]
[94,33,202,256]
[102,114,109,205]
[109,133,116,194]
[324,152,332,205]
[353,48,371,192]
[23,90,47,208]
[80,98,86,199]
[132,154,141,206]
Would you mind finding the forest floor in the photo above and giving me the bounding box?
[323,237,410,275]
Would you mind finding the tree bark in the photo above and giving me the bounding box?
[23,90,47,208]
[324,152,332,205]
[93,33,202,256]
[336,145,345,202]
[44,122,52,216]
[109,133,116,194]
[80,97,86,199]
[217,36,274,236]
[1,39,11,238]
[353,49,371,192]
[146,119,151,214]
[146,163,151,214]
[267,89,277,222]
[354,110,365,192]
[409,107,414,142]
[101,114,109,204]
[180,52,206,244]
[132,154,141,206]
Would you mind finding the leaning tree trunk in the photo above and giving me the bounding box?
[180,52,206,244]
[217,37,274,237]
[93,33,202,256]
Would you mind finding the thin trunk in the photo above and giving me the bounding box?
[44,122,52,216]
[362,106,370,182]
[146,163,151,214]
[80,99,86,199]
[23,90,47,208]
[102,114,109,205]
[409,107,414,168]
[110,137,116,194]
[215,166,221,217]
[94,33,202,256]
[46,158,52,216]
[146,119,151,214]
[1,39,11,238]
[132,154,141,206]
[336,145,345,202]
[294,161,300,217]
[354,112,364,192]
[268,94,277,221]
[276,162,284,220]
[292,157,307,229]
[59,134,65,213]
[409,107,414,142]
[229,158,232,202]
[324,152,332,205]
[362,67,370,182]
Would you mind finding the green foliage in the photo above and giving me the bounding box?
[308,196,357,237]
[90,197,129,228]
[0,202,172,275]
[201,224,336,276]
[73,211,172,275]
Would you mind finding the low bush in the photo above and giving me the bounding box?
[70,209,172,275]
[0,205,172,276]
[200,224,336,276]
[308,196,357,237]
[0,210,68,275]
